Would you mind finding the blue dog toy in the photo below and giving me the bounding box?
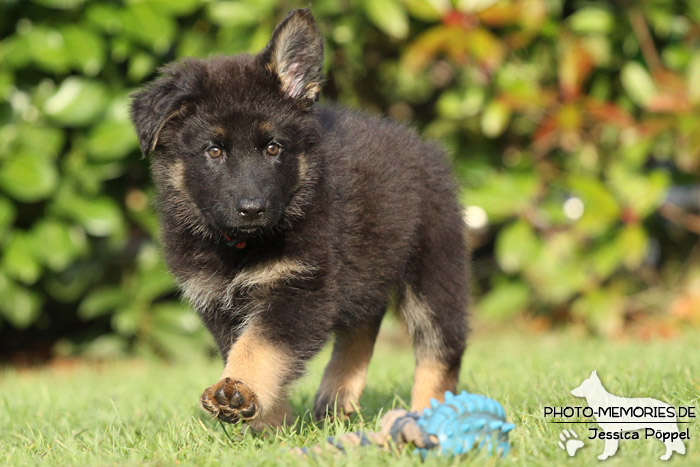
[415,391,515,457]
[294,391,515,458]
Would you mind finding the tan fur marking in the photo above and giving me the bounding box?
[180,258,315,312]
[221,324,293,427]
[400,287,444,359]
[171,159,187,192]
[214,126,225,136]
[410,359,458,412]
[258,121,272,132]
[227,258,314,291]
[315,326,376,414]
[165,160,216,241]
[296,152,309,189]
[304,82,322,100]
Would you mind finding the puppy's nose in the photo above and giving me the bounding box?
[236,198,267,219]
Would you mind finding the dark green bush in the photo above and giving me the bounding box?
[1,0,699,358]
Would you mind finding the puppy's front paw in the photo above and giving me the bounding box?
[200,378,259,423]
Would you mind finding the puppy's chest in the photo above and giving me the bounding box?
[177,256,316,313]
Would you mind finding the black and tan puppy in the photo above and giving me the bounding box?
[130,9,468,430]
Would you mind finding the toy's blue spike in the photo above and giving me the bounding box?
[430,398,440,408]
[472,418,485,429]
[495,401,504,415]
[463,434,475,451]
[497,404,506,418]
[422,408,432,417]
[486,400,497,413]
[489,420,502,431]
[444,391,455,401]
[501,423,515,433]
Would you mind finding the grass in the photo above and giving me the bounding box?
[1,320,699,466]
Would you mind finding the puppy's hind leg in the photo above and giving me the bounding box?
[400,286,466,412]
[313,318,383,420]
[400,223,469,412]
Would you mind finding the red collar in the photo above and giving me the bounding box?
[220,231,247,249]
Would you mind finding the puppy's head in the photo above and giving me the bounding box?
[131,9,323,241]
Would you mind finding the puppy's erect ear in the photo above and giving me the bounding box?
[259,9,324,103]
[130,59,205,155]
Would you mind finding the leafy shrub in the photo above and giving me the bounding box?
[1,0,699,358]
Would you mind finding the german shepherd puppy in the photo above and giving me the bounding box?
[131,9,468,430]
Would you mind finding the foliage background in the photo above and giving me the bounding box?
[1,0,699,361]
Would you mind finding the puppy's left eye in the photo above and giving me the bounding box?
[265,142,282,157]
[206,146,223,158]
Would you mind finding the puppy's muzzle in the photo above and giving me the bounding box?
[237,198,267,221]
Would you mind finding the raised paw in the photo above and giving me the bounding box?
[200,378,259,423]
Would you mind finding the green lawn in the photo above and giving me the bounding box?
[2,321,699,466]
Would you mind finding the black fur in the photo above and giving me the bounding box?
[131,9,469,426]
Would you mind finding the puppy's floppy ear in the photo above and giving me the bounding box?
[130,59,205,155]
[259,8,324,104]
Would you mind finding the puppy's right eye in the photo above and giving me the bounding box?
[206,146,223,158]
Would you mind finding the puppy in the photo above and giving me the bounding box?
[130,8,469,430]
